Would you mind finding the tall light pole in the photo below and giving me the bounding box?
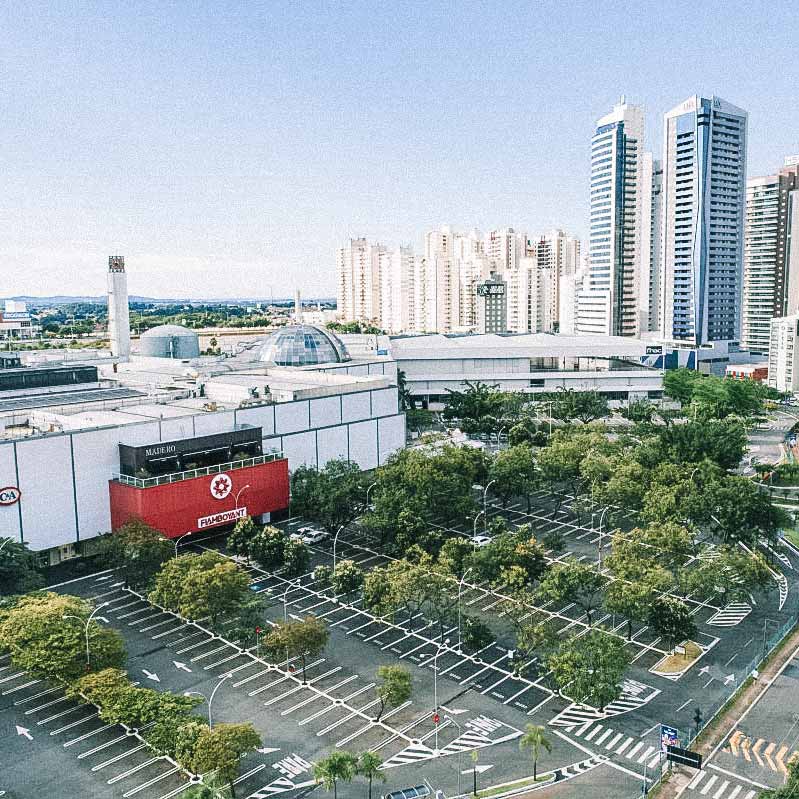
[762,618,780,660]
[184,673,230,729]
[332,524,345,573]
[597,507,610,574]
[457,568,473,652]
[0,537,12,556]
[173,532,193,559]
[472,511,485,548]
[365,482,378,510]
[495,426,507,446]
[234,484,251,509]
[473,481,495,534]
[426,638,450,753]
[63,603,110,668]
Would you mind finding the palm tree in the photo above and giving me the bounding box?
[356,751,385,799]
[313,751,357,799]
[519,724,552,781]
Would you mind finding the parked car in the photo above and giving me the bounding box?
[472,535,493,548]
[301,529,328,545]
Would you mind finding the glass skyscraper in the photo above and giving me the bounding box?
[660,96,748,345]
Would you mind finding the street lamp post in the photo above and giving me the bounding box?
[282,578,300,671]
[472,481,495,535]
[597,507,610,574]
[762,617,780,660]
[173,532,193,559]
[63,603,110,668]
[0,537,12,555]
[495,426,507,446]
[472,511,485,548]
[365,482,378,510]
[431,639,450,753]
[332,524,345,573]
[185,673,230,729]
[457,568,474,652]
[234,484,251,509]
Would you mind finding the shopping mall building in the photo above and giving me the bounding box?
[0,322,404,565]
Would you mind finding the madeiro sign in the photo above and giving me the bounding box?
[0,486,21,506]
[197,506,247,530]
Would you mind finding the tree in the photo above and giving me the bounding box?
[519,724,551,781]
[537,561,607,626]
[461,616,494,653]
[547,630,630,711]
[0,593,125,681]
[489,445,541,510]
[657,420,747,472]
[249,526,287,570]
[442,381,505,435]
[290,460,366,535]
[186,722,262,798]
[437,537,474,578]
[283,537,311,577]
[313,750,358,799]
[707,477,783,547]
[0,537,44,595]
[356,751,385,799]
[515,621,558,671]
[97,519,173,590]
[362,568,397,618]
[620,399,656,424]
[227,516,258,562]
[549,389,609,425]
[603,579,657,640]
[374,665,412,722]
[647,596,697,652]
[149,552,251,628]
[681,547,772,603]
[263,615,329,681]
[332,560,365,596]
[663,368,701,406]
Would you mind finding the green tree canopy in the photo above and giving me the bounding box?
[290,459,366,534]
[149,551,250,628]
[97,519,173,590]
[546,630,630,711]
[313,750,358,799]
[0,537,44,595]
[548,389,610,425]
[0,593,125,680]
[185,722,262,798]
[647,596,697,651]
[374,665,412,722]
[537,561,607,626]
[519,724,552,781]
[249,525,287,570]
[489,444,541,510]
[442,380,506,435]
[263,615,329,681]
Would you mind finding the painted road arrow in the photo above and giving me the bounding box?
[724,673,735,685]
[752,738,764,767]
[777,745,790,776]
[741,735,752,762]
[462,765,494,775]
[699,666,710,675]
[142,669,160,682]
[15,725,32,741]
[729,730,743,756]
[256,747,281,755]
[173,661,192,673]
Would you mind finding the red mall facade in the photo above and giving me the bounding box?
[109,438,290,539]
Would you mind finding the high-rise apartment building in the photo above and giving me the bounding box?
[741,160,799,354]
[476,272,508,333]
[645,158,664,332]
[660,95,748,345]
[768,313,799,392]
[336,238,387,325]
[578,99,648,337]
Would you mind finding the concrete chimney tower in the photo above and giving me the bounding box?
[107,256,131,361]
[294,289,302,324]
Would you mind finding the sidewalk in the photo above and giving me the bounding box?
[655,624,799,798]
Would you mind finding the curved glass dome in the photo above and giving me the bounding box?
[258,325,351,366]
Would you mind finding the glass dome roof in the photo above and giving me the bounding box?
[258,325,351,366]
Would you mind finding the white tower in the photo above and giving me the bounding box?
[107,255,131,361]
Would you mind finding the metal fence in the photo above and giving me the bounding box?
[113,451,285,489]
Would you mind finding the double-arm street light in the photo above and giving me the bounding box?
[184,673,230,728]
[63,602,110,668]
[472,480,496,535]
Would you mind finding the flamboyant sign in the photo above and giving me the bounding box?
[0,486,21,506]
[197,506,247,530]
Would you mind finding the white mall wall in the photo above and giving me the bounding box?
[0,387,404,552]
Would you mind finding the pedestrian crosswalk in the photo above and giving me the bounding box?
[381,742,437,768]
[549,680,659,726]
[560,722,663,770]
[707,603,752,627]
[684,769,758,799]
[553,755,607,781]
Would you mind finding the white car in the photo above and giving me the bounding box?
[301,529,328,545]
[472,535,493,548]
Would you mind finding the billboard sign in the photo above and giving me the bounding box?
[197,506,247,530]
[661,724,679,752]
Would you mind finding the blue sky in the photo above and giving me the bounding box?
[1,1,797,299]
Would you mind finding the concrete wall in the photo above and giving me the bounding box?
[0,386,403,551]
